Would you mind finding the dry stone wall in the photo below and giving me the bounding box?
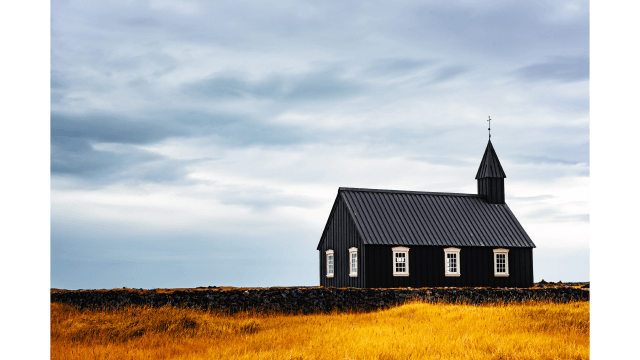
[51,285,589,314]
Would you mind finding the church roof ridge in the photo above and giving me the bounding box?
[338,187,481,198]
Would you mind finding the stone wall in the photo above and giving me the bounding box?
[51,285,589,314]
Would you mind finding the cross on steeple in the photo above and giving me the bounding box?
[487,116,492,139]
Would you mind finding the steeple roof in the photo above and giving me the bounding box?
[475,140,507,179]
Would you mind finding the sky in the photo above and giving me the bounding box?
[49,0,590,289]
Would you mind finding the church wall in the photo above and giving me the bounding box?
[318,195,366,288]
[364,245,533,288]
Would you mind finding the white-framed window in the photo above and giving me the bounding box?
[349,247,358,277]
[493,248,509,277]
[392,246,410,276]
[444,247,461,277]
[326,249,334,278]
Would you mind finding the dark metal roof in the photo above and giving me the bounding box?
[475,140,506,179]
[321,187,534,248]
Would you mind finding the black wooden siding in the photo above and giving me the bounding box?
[478,177,505,204]
[364,245,533,288]
[318,194,366,288]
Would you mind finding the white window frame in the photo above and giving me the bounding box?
[493,248,509,277]
[326,249,334,278]
[444,247,461,277]
[349,247,358,277]
[392,246,410,276]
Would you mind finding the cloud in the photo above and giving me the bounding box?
[50,112,197,185]
[511,195,555,201]
[426,66,469,85]
[407,155,474,167]
[217,185,324,211]
[51,77,67,90]
[515,155,586,166]
[51,139,198,186]
[184,68,366,102]
[515,57,589,83]
[364,58,436,77]
[50,109,320,185]
[384,1,588,61]
[525,208,589,224]
[50,0,590,288]
[51,112,181,145]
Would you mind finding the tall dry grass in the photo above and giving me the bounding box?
[51,300,589,360]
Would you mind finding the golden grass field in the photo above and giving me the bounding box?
[51,300,589,360]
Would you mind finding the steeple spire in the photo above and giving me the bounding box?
[475,139,506,180]
[476,139,507,204]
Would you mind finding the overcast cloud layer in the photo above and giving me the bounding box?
[51,0,589,289]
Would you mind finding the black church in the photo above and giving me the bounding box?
[317,139,536,288]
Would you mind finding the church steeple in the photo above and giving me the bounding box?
[475,139,507,204]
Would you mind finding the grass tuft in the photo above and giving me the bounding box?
[52,300,589,359]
